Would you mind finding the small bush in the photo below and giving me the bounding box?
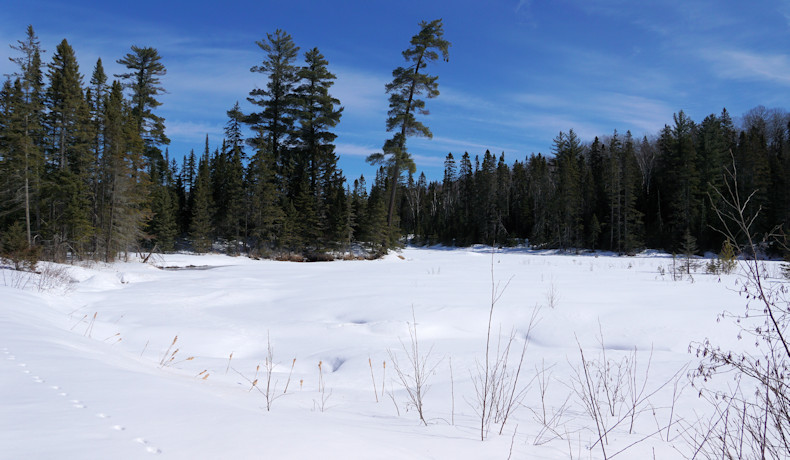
[1,222,40,271]
[718,240,737,274]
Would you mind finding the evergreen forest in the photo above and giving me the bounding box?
[1,23,789,263]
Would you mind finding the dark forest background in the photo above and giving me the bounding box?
[1,25,788,264]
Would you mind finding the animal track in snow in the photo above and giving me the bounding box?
[134,437,161,454]
[4,347,162,455]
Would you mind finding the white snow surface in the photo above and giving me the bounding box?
[0,247,780,459]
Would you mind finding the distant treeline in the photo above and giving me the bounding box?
[1,25,788,263]
[398,108,789,255]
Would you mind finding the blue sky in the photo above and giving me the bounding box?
[2,0,790,182]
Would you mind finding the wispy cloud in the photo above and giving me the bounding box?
[335,142,378,158]
[166,120,224,145]
[415,135,516,157]
[701,48,790,85]
[332,65,389,117]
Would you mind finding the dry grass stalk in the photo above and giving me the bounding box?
[159,336,178,366]
[369,358,379,402]
[449,356,455,426]
[318,360,324,393]
[381,361,386,398]
[84,312,97,338]
[283,358,296,394]
[103,332,120,342]
[314,360,332,412]
[69,314,87,331]
[225,352,233,375]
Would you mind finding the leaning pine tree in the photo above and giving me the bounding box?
[367,19,450,246]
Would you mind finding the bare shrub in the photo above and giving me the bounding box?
[387,307,439,425]
[234,333,285,411]
[1,266,33,290]
[570,329,685,459]
[474,248,541,440]
[35,262,74,292]
[529,360,571,446]
[690,157,790,459]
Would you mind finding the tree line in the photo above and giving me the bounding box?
[1,22,788,264]
[399,107,789,255]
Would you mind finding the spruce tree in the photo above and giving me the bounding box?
[620,131,644,253]
[552,129,583,248]
[189,151,214,253]
[247,132,284,252]
[663,111,700,246]
[87,58,108,252]
[247,29,300,194]
[6,25,46,247]
[292,47,343,248]
[223,103,246,243]
[100,81,149,261]
[43,39,95,259]
[148,156,178,251]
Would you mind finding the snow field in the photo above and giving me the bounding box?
[1,247,780,459]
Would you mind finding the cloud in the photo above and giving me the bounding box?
[416,135,516,156]
[335,142,379,158]
[331,65,389,117]
[701,48,790,85]
[166,120,224,145]
[515,0,532,12]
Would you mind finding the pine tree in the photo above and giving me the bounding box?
[367,19,450,237]
[115,46,168,164]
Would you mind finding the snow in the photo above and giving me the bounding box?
[0,247,780,459]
